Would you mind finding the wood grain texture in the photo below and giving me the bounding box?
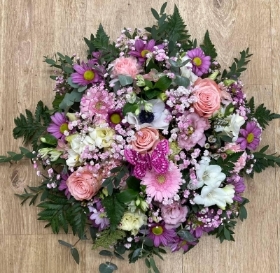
[0,0,279,272]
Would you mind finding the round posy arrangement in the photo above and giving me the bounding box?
[2,3,280,273]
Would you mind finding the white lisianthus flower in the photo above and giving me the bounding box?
[180,55,198,84]
[215,113,245,142]
[193,184,235,210]
[89,127,115,148]
[119,210,147,236]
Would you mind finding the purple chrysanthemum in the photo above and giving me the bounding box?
[89,201,110,231]
[187,48,211,76]
[148,222,177,247]
[169,236,198,253]
[129,39,163,64]
[47,112,68,140]
[71,60,102,86]
[58,173,71,199]
[237,121,262,150]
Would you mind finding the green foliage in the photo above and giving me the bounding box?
[0,147,36,163]
[101,195,126,231]
[44,53,74,75]
[92,229,126,249]
[254,103,280,129]
[37,192,88,238]
[222,48,253,79]
[13,101,51,150]
[214,152,243,176]
[58,240,80,264]
[251,145,280,175]
[84,24,120,63]
[145,3,190,55]
[245,97,255,119]
[99,262,118,273]
[59,90,83,111]
[209,219,237,242]
[200,30,217,59]
[15,185,45,205]
[177,229,197,242]
[102,166,128,195]
[238,198,249,221]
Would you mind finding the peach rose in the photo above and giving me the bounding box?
[131,127,159,153]
[111,56,141,79]
[193,78,221,118]
[66,170,101,201]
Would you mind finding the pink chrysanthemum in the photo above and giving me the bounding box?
[71,60,102,86]
[80,84,115,120]
[47,112,68,139]
[141,162,182,202]
[187,48,211,76]
[148,222,177,247]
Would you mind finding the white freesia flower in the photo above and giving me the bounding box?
[188,157,226,190]
[66,149,80,167]
[215,113,245,142]
[193,184,235,210]
[89,127,115,148]
[180,55,198,84]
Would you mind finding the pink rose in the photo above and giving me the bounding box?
[131,127,159,153]
[161,202,188,229]
[66,170,101,201]
[193,78,221,117]
[111,56,141,79]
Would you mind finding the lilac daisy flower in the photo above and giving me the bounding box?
[187,48,211,76]
[71,60,102,86]
[47,112,68,140]
[237,121,262,150]
[89,201,110,231]
[129,39,163,64]
[148,222,177,247]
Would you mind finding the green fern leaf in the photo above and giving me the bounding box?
[200,30,217,59]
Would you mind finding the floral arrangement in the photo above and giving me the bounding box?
[2,3,280,273]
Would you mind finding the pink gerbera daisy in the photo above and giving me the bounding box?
[47,112,68,140]
[141,162,182,202]
[187,48,211,76]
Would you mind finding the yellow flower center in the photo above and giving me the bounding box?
[246,133,254,143]
[187,126,194,135]
[110,113,121,124]
[193,57,202,66]
[83,70,95,81]
[141,49,150,58]
[157,175,166,184]
[59,123,68,133]
[95,101,103,110]
[152,225,163,235]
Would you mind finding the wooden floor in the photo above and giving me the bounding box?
[0,0,280,272]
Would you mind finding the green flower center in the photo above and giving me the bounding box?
[59,123,68,133]
[157,175,166,184]
[193,57,202,66]
[141,49,150,58]
[83,70,95,81]
[95,101,103,110]
[187,126,194,135]
[110,113,121,124]
[152,226,163,235]
[246,133,254,143]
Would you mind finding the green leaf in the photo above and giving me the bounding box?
[126,176,141,191]
[200,30,217,59]
[93,229,126,249]
[145,89,162,99]
[154,75,172,91]
[67,77,80,88]
[102,196,126,231]
[99,250,113,257]
[116,189,138,203]
[177,229,197,242]
[58,240,73,248]
[113,251,124,260]
[99,262,118,273]
[71,247,80,264]
[59,90,83,110]
[174,75,190,88]
[150,257,160,273]
[118,75,133,86]
[123,102,138,115]
[77,86,87,93]
[254,103,280,129]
